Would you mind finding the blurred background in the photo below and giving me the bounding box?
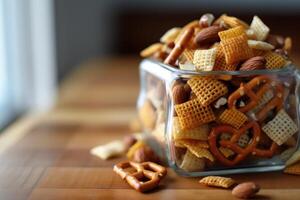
[0,0,300,129]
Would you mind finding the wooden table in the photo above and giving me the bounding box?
[0,57,299,200]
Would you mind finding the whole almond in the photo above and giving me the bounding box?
[194,26,224,47]
[172,84,190,104]
[240,56,266,71]
[232,182,260,199]
[132,146,159,163]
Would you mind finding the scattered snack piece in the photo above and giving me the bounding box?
[193,48,217,71]
[90,140,126,160]
[250,16,270,41]
[284,161,300,175]
[232,182,260,199]
[262,109,298,145]
[187,77,228,106]
[219,108,248,129]
[199,176,235,188]
[113,161,167,192]
[180,150,206,172]
[285,150,300,167]
[175,98,216,130]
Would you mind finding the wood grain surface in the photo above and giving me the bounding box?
[0,56,299,200]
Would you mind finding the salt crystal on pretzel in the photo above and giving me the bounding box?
[187,77,228,106]
[219,109,248,129]
[213,45,237,71]
[221,34,253,64]
[250,16,270,41]
[218,26,245,41]
[160,27,181,44]
[199,176,235,188]
[284,161,300,175]
[265,52,287,69]
[248,40,274,51]
[175,99,216,130]
[180,150,206,172]
[193,48,217,71]
[173,117,209,140]
[262,109,298,145]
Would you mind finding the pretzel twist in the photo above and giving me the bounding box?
[209,121,261,166]
[113,161,167,192]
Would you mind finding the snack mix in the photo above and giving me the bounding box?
[139,13,299,174]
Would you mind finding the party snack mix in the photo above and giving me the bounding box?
[139,13,298,173]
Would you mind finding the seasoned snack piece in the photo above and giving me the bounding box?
[90,140,126,160]
[286,150,300,167]
[220,15,249,29]
[199,176,235,188]
[248,40,274,51]
[114,161,167,192]
[160,27,181,44]
[240,56,266,71]
[250,16,270,41]
[188,77,228,106]
[218,26,245,40]
[173,117,209,140]
[284,162,300,175]
[180,150,206,172]
[140,43,163,58]
[219,147,235,158]
[214,45,237,71]
[284,37,292,52]
[126,140,146,159]
[185,144,215,162]
[181,49,195,62]
[219,108,248,129]
[164,27,194,66]
[221,34,253,64]
[262,109,298,146]
[193,48,217,71]
[264,52,286,69]
[209,121,261,166]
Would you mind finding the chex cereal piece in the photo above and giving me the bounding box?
[193,48,217,71]
[90,140,126,160]
[219,147,235,158]
[265,52,286,69]
[177,139,209,149]
[250,16,270,41]
[286,150,300,167]
[221,34,253,64]
[219,109,248,129]
[182,49,195,62]
[284,161,300,175]
[262,109,298,145]
[237,134,250,148]
[180,150,206,172]
[187,146,215,162]
[173,117,209,140]
[175,99,216,130]
[218,26,245,40]
[221,15,249,29]
[214,46,237,71]
[251,90,274,114]
[187,77,228,106]
[248,40,274,51]
[179,62,196,71]
[199,176,235,188]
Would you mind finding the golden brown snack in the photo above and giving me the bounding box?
[199,176,235,188]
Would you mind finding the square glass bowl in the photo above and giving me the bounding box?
[137,59,300,176]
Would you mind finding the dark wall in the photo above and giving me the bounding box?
[54,0,300,79]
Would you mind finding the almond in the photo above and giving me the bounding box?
[240,56,266,71]
[232,182,260,199]
[172,84,190,104]
[132,146,159,163]
[194,26,224,47]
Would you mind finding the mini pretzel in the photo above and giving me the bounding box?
[164,27,194,66]
[228,75,272,113]
[209,121,261,166]
[113,161,167,192]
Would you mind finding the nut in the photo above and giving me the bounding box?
[172,83,190,104]
[199,13,215,28]
[232,182,260,199]
[266,34,285,49]
[123,135,137,150]
[283,37,292,52]
[240,56,266,71]
[194,25,224,47]
[132,146,159,163]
